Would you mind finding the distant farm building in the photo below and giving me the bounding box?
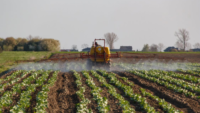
[120,46,132,51]
[82,47,91,52]
[191,48,200,52]
[164,47,178,52]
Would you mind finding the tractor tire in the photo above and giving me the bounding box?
[86,59,92,70]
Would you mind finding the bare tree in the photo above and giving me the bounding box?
[150,44,158,52]
[175,41,183,50]
[186,42,191,50]
[104,32,118,49]
[175,29,190,51]
[193,43,200,49]
[72,45,77,50]
[81,44,89,49]
[158,43,164,52]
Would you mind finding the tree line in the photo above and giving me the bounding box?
[142,29,200,52]
[0,35,60,51]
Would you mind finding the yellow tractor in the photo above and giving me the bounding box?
[80,39,121,70]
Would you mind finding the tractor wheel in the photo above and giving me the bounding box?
[86,59,92,70]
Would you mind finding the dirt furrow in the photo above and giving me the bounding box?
[116,71,200,113]
[47,72,79,113]
[2,73,42,113]
[175,71,200,78]
[112,72,164,113]
[0,72,22,85]
[25,72,53,113]
[97,71,145,113]
[0,73,31,98]
[0,70,15,79]
[79,73,98,113]
[88,72,123,113]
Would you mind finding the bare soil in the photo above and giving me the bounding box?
[87,72,123,113]
[40,53,200,63]
[112,72,164,112]
[114,71,200,113]
[0,73,31,98]
[2,73,42,113]
[25,72,53,113]
[47,72,79,113]
[0,70,16,79]
[1,70,200,112]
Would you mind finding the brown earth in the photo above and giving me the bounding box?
[0,73,31,98]
[0,72,21,86]
[114,71,200,113]
[1,70,200,112]
[39,53,200,63]
[2,73,42,113]
[0,70,16,79]
[121,53,200,63]
[96,71,162,113]
[111,72,164,112]
[86,72,123,113]
[47,72,79,113]
[1,52,200,113]
[26,72,53,113]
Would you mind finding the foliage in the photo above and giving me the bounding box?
[3,37,16,47]
[34,71,59,113]
[98,70,157,113]
[142,44,149,52]
[0,36,60,51]
[39,39,60,51]
[150,44,158,52]
[140,88,182,113]
[130,70,197,98]
[73,70,92,113]
[90,70,135,113]
[82,71,110,113]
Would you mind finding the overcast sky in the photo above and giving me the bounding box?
[0,0,200,51]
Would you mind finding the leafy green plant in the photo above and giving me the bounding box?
[140,88,182,113]
[72,70,92,113]
[82,71,110,113]
[98,70,157,113]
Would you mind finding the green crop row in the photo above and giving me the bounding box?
[139,70,200,95]
[0,70,39,112]
[82,71,109,113]
[73,70,92,113]
[0,70,23,92]
[130,70,197,98]
[34,71,59,113]
[90,70,135,113]
[98,70,157,113]
[10,70,51,113]
[140,88,182,113]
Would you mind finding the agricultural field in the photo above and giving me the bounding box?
[0,51,52,74]
[0,52,200,113]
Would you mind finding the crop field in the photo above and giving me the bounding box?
[0,60,200,113]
